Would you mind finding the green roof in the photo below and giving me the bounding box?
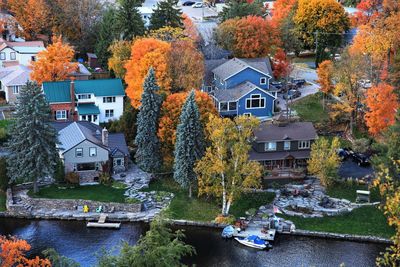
[77,104,100,115]
[42,79,125,103]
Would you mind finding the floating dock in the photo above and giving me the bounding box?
[86,214,121,229]
[232,224,276,241]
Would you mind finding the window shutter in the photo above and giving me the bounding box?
[66,110,69,119]
[54,111,57,120]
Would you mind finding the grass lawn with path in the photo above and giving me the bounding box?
[29,184,127,203]
[142,177,275,222]
[327,182,381,203]
[0,190,6,211]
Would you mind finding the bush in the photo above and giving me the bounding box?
[65,172,80,184]
[99,172,112,185]
[0,128,7,144]
[125,197,140,204]
[0,157,9,190]
[54,160,65,183]
[352,138,370,153]
[214,214,236,225]
[246,208,257,216]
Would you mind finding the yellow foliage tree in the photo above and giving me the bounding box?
[30,36,77,85]
[108,40,132,79]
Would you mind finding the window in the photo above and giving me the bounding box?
[56,110,67,120]
[264,142,276,151]
[77,162,96,171]
[78,94,91,99]
[10,52,16,60]
[228,102,237,111]
[89,147,97,157]
[260,77,267,85]
[0,52,5,60]
[81,115,86,120]
[298,140,311,149]
[103,96,116,103]
[105,109,114,117]
[219,102,228,111]
[11,85,20,94]
[246,94,266,109]
[31,56,36,62]
[284,141,291,150]
[75,148,83,157]
[114,158,124,167]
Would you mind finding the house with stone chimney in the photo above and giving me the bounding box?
[43,79,125,124]
[52,121,130,184]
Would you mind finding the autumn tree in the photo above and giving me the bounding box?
[219,0,264,22]
[182,14,200,43]
[108,40,132,79]
[150,0,183,30]
[158,91,217,167]
[272,48,291,80]
[116,0,145,40]
[308,137,341,187]
[147,26,188,42]
[30,36,77,85]
[316,60,334,108]
[168,40,204,92]
[125,38,171,108]
[351,0,381,26]
[0,236,51,266]
[215,16,280,58]
[270,0,297,28]
[6,0,50,40]
[365,83,399,136]
[195,115,263,216]
[279,5,303,55]
[294,0,350,65]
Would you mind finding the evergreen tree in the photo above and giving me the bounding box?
[150,0,183,30]
[219,0,264,22]
[95,7,118,68]
[134,68,162,172]
[6,82,58,193]
[116,0,145,40]
[173,91,204,198]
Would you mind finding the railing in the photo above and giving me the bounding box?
[267,167,306,179]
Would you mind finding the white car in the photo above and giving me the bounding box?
[192,2,203,8]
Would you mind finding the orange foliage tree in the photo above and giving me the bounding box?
[317,60,334,108]
[351,0,381,27]
[272,48,291,80]
[270,0,298,28]
[6,0,50,40]
[158,91,217,167]
[365,83,399,136]
[168,40,204,93]
[124,38,172,108]
[182,14,200,43]
[216,16,280,58]
[0,236,51,267]
[30,36,77,85]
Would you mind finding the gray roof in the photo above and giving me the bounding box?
[249,149,311,161]
[213,81,258,102]
[254,122,318,142]
[212,58,273,80]
[87,53,97,59]
[52,121,129,156]
[69,63,91,77]
[0,65,31,86]
[204,59,229,86]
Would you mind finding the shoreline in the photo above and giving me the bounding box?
[0,211,392,245]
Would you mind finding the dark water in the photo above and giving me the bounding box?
[0,218,386,267]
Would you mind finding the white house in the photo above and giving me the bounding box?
[0,40,45,68]
[138,7,153,27]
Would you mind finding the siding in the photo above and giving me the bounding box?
[225,68,270,90]
[253,140,315,153]
[237,88,275,118]
[63,140,109,165]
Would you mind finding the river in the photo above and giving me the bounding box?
[0,218,386,267]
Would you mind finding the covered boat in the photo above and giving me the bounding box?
[221,225,235,238]
[234,235,271,249]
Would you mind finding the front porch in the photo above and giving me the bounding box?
[265,167,307,180]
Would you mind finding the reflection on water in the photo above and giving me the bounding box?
[0,218,386,267]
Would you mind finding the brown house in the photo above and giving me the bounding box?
[250,121,318,170]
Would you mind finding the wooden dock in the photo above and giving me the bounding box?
[232,224,276,241]
[86,214,121,229]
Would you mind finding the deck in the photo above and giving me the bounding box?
[232,223,276,241]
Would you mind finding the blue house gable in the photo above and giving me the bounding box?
[206,57,277,119]
[211,82,276,119]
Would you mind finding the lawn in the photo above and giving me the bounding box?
[282,206,394,238]
[292,93,329,123]
[0,120,10,129]
[142,177,275,222]
[29,184,127,203]
[0,190,6,211]
[327,182,381,202]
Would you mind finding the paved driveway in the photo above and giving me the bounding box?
[338,159,374,179]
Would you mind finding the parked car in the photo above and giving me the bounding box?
[283,89,301,100]
[351,152,370,167]
[183,1,195,5]
[192,2,203,7]
[337,148,351,161]
[270,81,283,89]
[292,79,306,87]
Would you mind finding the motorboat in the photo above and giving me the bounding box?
[234,235,272,249]
[221,225,235,238]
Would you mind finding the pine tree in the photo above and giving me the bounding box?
[219,0,264,22]
[150,0,183,30]
[6,82,59,193]
[116,0,145,40]
[95,7,118,68]
[135,68,162,172]
[173,90,204,198]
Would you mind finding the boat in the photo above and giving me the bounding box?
[221,225,235,238]
[86,214,121,229]
[234,235,272,249]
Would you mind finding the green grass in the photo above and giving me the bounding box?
[292,93,329,123]
[230,192,275,218]
[282,206,394,238]
[29,184,127,203]
[327,182,381,202]
[0,190,6,211]
[0,120,11,129]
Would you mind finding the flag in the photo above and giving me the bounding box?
[273,205,282,214]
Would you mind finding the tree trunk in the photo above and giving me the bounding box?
[225,198,232,216]
[221,173,227,216]
[322,93,325,110]
[33,180,38,194]
[188,185,192,198]
[350,112,354,135]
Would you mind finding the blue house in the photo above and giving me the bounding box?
[204,58,278,120]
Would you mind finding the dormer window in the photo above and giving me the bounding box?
[260,77,267,85]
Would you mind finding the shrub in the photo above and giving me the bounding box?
[246,208,257,216]
[125,197,140,204]
[99,172,112,185]
[65,172,80,184]
[214,214,236,225]
[54,160,65,183]
[0,128,7,144]
[0,157,9,190]
[352,138,370,153]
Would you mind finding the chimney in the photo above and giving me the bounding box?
[102,127,109,147]
[70,79,76,121]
